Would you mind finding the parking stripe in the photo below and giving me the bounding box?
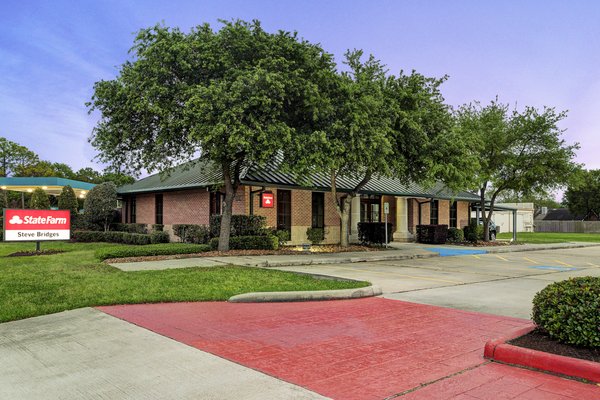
[495,255,509,261]
[523,257,539,264]
[554,260,574,268]
[587,262,599,268]
[471,255,481,259]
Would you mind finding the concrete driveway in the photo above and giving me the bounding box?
[275,246,600,318]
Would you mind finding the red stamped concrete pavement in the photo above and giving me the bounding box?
[98,298,600,399]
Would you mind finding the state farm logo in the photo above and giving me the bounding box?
[8,215,67,225]
[9,215,23,224]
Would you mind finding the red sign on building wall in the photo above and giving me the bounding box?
[3,209,71,241]
[261,192,274,208]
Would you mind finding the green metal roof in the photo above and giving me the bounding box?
[118,159,480,201]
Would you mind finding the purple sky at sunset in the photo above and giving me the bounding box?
[1,0,599,177]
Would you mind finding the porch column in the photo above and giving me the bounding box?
[393,197,414,242]
[349,196,361,243]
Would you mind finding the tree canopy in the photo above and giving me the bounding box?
[454,100,579,240]
[564,169,600,219]
[0,137,38,177]
[88,20,336,250]
[29,188,50,209]
[83,182,117,231]
[58,185,79,216]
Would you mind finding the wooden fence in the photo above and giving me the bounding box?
[535,221,600,233]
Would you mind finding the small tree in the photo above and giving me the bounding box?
[29,188,50,209]
[455,100,579,240]
[83,182,117,231]
[58,185,79,216]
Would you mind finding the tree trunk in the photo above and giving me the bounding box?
[479,185,490,242]
[218,162,239,252]
[339,196,352,247]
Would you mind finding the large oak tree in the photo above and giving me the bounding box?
[88,20,336,250]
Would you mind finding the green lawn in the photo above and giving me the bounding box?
[498,232,600,244]
[0,241,369,323]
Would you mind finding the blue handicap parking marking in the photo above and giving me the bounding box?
[424,247,488,257]
[529,265,578,272]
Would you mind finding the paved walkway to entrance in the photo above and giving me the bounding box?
[111,242,599,271]
[98,298,600,399]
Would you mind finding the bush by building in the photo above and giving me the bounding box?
[306,227,325,245]
[357,222,394,245]
[446,227,464,243]
[173,224,211,244]
[83,182,118,231]
[273,229,290,246]
[209,214,267,237]
[209,235,279,251]
[463,220,483,242]
[416,224,449,244]
[111,223,148,234]
[532,277,600,348]
[95,243,210,260]
[58,185,78,216]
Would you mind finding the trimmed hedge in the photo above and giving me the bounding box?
[358,222,394,245]
[273,229,290,246]
[209,235,279,251]
[72,230,168,245]
[447,227,464,243]
[172,224,211,244]
[532,277,600,348]
[209,214,267,237]
[111,223,148,234]
[96,243,210,260]
[416,224,448,244]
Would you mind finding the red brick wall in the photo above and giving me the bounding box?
[163,190,210,225]
[458,201,470,229]
[247,186,278,228]
[438,200,450,226]
[136,194,154,224]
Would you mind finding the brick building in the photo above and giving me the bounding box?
[118,161,478,244]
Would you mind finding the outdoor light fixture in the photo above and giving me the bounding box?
[27,189,33,193]
[0,186,6,189]
[42,186,48,189]
[79,194,84,198]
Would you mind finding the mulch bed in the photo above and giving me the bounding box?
[7,250,66,257]
[509,329,600,363]
[106,244,380,264]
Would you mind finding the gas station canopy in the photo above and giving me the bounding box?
[0,177,95,198]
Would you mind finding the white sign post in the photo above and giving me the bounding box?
[383,202,390,247]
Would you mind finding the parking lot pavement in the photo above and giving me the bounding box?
[0,308,326,400]
[274,247,600,319]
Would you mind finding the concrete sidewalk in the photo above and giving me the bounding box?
[111,241,600,271]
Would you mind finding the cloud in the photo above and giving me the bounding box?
[9,215,23,224]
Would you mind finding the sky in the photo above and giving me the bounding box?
[1,0,599,176]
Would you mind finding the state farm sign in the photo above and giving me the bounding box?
[3,209,70,241]
[261,192,274,208]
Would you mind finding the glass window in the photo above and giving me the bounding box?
[129,196,136,223]
[312,192,325,228]
[360,195,381,223]
[430,199,439,225]
[449,201,458,228]
[277,190,291,232]
[155,194,163,224]
[210,192,222,215]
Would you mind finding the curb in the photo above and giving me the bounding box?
[259,253,438,268]
[484,324,600,383]
[484,242,600,254]
[228,285,382,303]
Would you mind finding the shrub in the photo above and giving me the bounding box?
[209,214,267,237]
[209,235,278,251]
[273,229,290,246]
[416,225,448,244]
[173,224,211,244]
[29,188,50,209]
[150,231,170,244]
[111,223,148,234]
[532,277,600,348]
[84,182,118,231]
[58,185,78,216]
[306,227,325,245]
[357,222,394,245]
[152,224,164,232]
[72,230,153,245]
[95,243,210,260]
[463,220,483,242]
[446,227,464,243]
